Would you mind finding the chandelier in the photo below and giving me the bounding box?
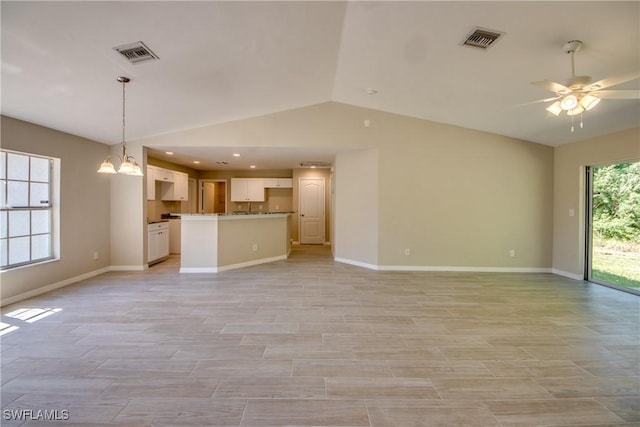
[97,77,143,176]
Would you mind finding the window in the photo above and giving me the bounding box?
[0,150,57,270]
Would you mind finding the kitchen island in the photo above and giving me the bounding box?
[180,213,292,273]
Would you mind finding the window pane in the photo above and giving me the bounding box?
[7,181,28,207]
[8,211,30,237]
[8,236,29,265]
[0,152,5,180]
[0,238,7,267]
[7,153,29,181]
[31,234,50,260]
[0,211,6,238]
[31,210,50,234]
[0,180,5,209]
[30,157,50,183]
[30,182,50,207]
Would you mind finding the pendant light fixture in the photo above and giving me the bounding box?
[97,77,143,176]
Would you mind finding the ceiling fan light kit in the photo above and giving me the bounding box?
[532,39,640,132]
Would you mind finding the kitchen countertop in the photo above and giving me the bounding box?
[148,219,169,224]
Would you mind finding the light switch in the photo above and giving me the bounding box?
[569,209,575,217]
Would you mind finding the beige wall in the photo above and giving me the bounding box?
[1,116,111,304]
[110,143,145,269]
[334,149,379,266]
[552,127,640,278]
[137,102,555,271]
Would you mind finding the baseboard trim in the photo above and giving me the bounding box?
[334,257,380,270]
[551,269,585,281]
[110,265,147,271]
[335,257,552,273]
[180,255,288,274]
[1,266,111,307]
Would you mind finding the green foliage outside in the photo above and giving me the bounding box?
[591,162,640,290]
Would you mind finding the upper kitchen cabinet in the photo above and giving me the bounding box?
[146,165,161,200]
[231,178,265,202]
[155,167,174,182]
[147,165,188,201]
[161,171,188,201]
[263,178,293,188]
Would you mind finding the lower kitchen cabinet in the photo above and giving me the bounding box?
[148,222,169,264]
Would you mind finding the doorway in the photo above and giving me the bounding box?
[299,178,325,244]
[200,179,227,214]
[585,161,640,295]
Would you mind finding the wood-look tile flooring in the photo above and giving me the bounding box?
[1,245,639,426]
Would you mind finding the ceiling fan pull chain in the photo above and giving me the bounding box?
[580,112,584,129]
[571,115,575,133]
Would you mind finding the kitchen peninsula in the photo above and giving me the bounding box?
[180,213,292,273]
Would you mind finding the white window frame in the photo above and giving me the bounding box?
[0,149,60,271]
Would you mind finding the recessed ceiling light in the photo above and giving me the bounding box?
[250,165,256,169]
[193,160,200,164]
[233,153,240,157]
[165,151,174,155]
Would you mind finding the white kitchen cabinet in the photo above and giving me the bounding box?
[155,167,174,182]
[148,222,169,264]
[263,178,293,188]
[230,178,265,201]
[161,171,189,201]
[146,166,158,200]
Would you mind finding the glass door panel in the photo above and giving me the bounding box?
[586,162,640,295]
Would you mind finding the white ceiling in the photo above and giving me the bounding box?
[2,1,639,170]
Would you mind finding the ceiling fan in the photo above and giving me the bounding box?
[532,40,640,130]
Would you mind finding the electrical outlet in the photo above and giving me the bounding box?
[275,205,279,211]
[259,205,263,210]
[93,251,99,260]
[253,243,258,252]
[404,248,411,256]
[509,249,515,257]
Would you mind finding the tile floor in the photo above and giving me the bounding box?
[1,245,639,426]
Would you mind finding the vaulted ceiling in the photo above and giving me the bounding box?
[2,1,639,164]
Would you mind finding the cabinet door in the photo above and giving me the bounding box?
[277,178,293,188]
[230,178,247,201]
[156,168,173,182]
[146,166,157,200]
[148,230,159,262]
[247,178,265,201]
[158,229,170,258]
[173,172,189,201]
[263,178,278,188]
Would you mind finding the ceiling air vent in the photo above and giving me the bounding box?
[300,161,332,168]
[113,41,159,64]
[462,28,504,50]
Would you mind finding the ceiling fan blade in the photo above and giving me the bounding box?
[593,89,640,99]
[533,95,561,104]
[587,71,640,90]
[532,80,570,94]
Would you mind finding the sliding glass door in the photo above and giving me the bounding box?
[585,161,640,295]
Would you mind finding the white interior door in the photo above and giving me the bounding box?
[299,178,325,244]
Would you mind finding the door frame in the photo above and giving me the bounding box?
[298,177,325,245]
[584,163,640,295]
[199,179,227,214]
